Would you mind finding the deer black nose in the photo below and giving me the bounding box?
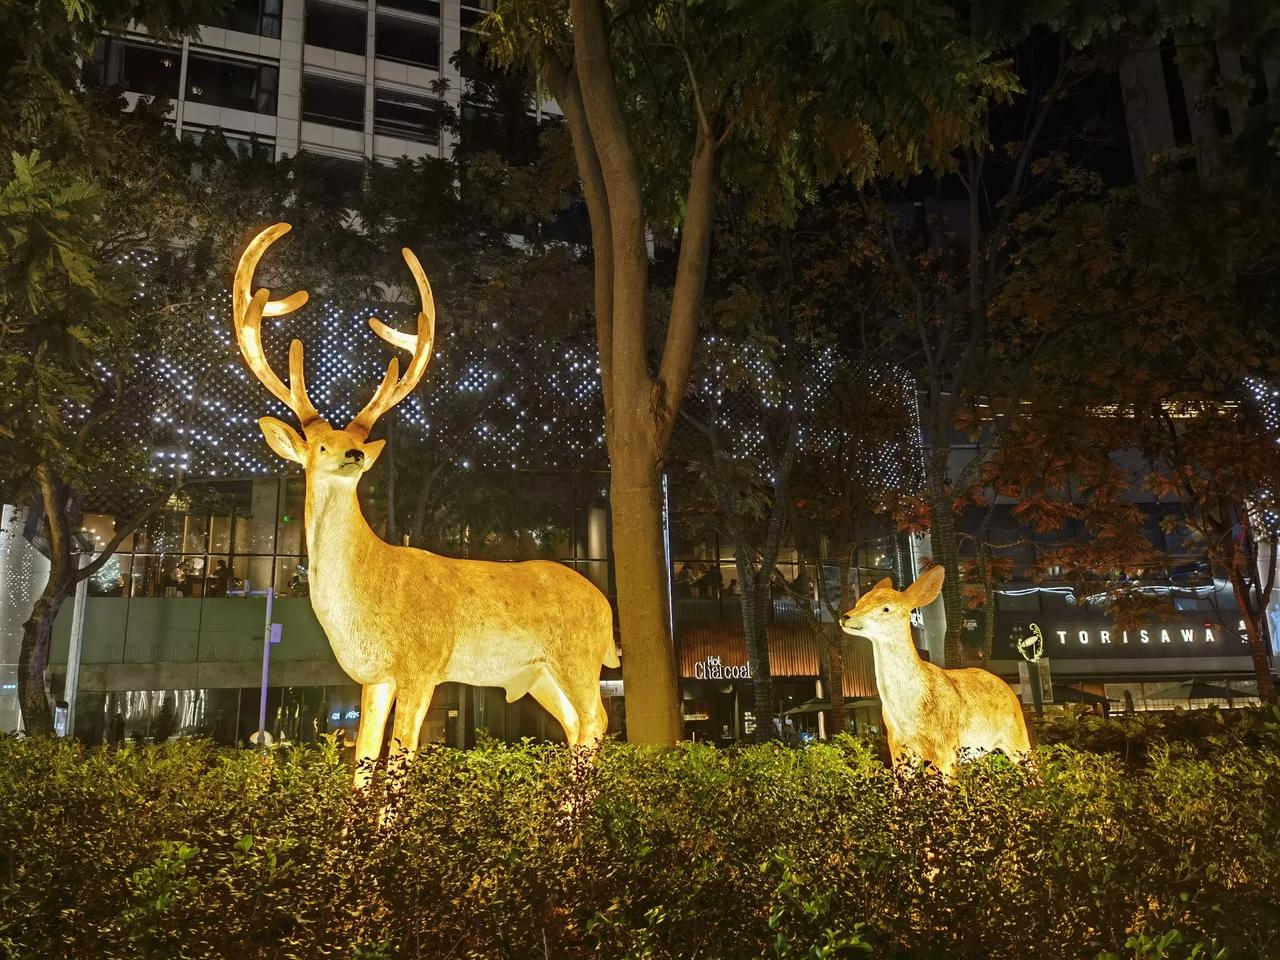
[345,449,365,463]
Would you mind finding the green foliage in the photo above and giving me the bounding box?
[1,733,1277,959]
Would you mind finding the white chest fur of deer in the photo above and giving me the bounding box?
[839,567,1029,776]
[231,224,618,781]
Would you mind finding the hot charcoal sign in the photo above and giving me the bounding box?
[999,620,1258,659]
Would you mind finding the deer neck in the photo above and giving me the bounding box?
[304,476,379,584]
[871,623,929,705]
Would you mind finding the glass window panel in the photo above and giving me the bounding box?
[277,477,306,555]
[380,0,440,15]
[995,589,1041,612]
[276,557,309,597]
[375,13,439,69]
[373,87,439,143]
[302,74,365,130]
[214,0,282,38]
[88,555,130,598]
[186,54,278,114]
[297,151,366,199]
[305,1,367,55]
[97,38,182,97]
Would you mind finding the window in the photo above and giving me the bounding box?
[185,53,278,114]
[213,0,282,38]
[297,151,365,200]
[379,0,440,15]
[183,125,275,162]
[302,74,365,131]
[375,13,439,69]
[96,38,182,98]
[305,1,367,56]
[373,87,438,143]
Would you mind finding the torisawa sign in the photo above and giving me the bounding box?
[1001,619,1258,659]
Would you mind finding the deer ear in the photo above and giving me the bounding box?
[361,439,386,470]
[259,417,306,464]
[905,565,945,609]
[872,577,894,593]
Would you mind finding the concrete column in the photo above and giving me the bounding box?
[438,0,463,159]
[586,502,609,593]
[244,478,279,591]
[0,506,50,733]
[1118,48,1177,179]
[1255,538,1280,656]
[910,532,946,664]
[276,0,306,158]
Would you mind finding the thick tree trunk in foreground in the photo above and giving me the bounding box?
[17,592,60,735]
[1228,565,1278,705]
[739,579,775,741]
[610,457,683,743]
[823,637,847,736]
[927,447,964,666]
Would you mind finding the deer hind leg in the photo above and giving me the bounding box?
[569,680,608,746]
[528,671,582,745]
[390,681,436,763]
[354,679,396,788]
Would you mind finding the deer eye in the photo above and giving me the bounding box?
[320,446,326,452]
[882,606,890,613]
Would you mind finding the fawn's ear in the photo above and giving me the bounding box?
[904,565,945,609]
[360,439,385,471]
[259,417,306,464]
[872,577,894,593]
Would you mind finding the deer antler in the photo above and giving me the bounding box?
[233,224,322,431]
[348,247,436,438]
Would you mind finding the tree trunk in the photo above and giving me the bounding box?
[740,577,775,742]
[17,591,61,735]
[822,636,847,736]
[610,454,683,743]
[927,447,964,666]
[1228,563,1278,705]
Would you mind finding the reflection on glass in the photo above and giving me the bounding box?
[89,554,129,597]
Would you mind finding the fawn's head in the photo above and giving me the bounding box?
[231,223,435,488]
[839,566,944,642]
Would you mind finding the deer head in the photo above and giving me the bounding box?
[232,223,436,485]
[838,566,945,643]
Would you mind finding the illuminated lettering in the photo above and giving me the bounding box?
[1181,628,1194,643]
[1160,629,1172,643]
[1077,630,1089,645]
[1100,630,1110,644]
[1205,628,1216,642]
[1140,630,1150,643]
[1057,630,1068,644]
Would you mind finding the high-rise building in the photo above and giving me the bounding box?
[92,0,555,182]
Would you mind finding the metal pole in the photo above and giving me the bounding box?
[63,553,91,737]
[257,586,274,745]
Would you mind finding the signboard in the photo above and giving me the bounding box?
[693,654,752,680]
[1000,619,1258,660]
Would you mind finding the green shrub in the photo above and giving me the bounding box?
[0,734,1276,959]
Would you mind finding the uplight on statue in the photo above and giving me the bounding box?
[232,224,618,782]
[840,567,1030,776]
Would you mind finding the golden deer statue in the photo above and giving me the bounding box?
[839,566,1029,775]
[232,223,618,778]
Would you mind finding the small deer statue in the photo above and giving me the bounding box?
[839,566,1029,775]
[232,223,618,778]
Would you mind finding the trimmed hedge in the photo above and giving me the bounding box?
[0,722,1278,959]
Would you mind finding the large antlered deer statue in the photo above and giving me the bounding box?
[839,566,1029,775]
[232,223,618,779]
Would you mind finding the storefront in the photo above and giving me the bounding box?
[985,610,1270,710]
[676,622,882,742]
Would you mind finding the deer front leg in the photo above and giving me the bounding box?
[353,679,396,788]
[390,681,436,763]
